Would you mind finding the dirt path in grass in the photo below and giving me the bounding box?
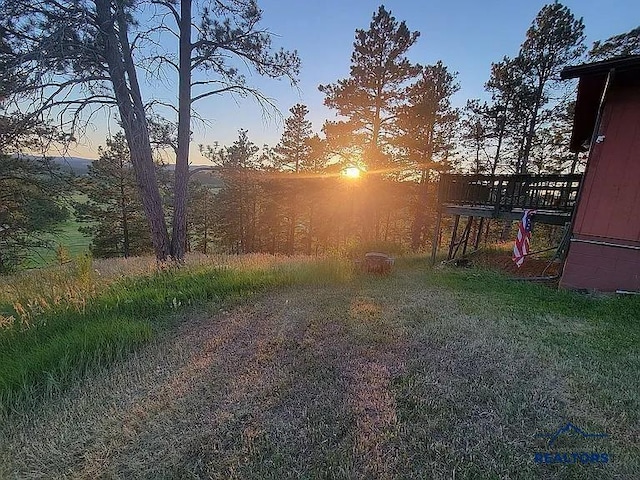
[0,267,632,480]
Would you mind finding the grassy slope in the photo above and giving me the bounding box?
[26,217,91,265]
[0,258,351,412]
[1,258,638,479]
[24,193,91,268]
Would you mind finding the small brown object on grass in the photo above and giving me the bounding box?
[362,252,394,275]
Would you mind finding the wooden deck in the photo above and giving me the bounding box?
[438,173,581,217]
[432,173,583,262]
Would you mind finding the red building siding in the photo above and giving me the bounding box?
[561,242,640,291]
[561,73,640,291]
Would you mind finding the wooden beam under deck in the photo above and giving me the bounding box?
[441,205,572,226]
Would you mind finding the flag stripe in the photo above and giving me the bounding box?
[513,209,535,268]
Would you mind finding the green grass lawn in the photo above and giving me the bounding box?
[0,256,352,412]
[24,194,92,268]
[24,217,91,267]
[0,256,638,479]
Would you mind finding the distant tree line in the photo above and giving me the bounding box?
[1,2,639,267]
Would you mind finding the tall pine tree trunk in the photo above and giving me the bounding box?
[96,0,170,261]
[287,180,298,254]
[120,180,130,258]
[306,203,314,255]
[171,0,192,261]
[288,204,297,254]
[520,83,544,173]
[491,123,505,176]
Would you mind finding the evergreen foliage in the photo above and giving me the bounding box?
[590,26,640,60]
[75,133,153,258]
[187,182,217,254]
[319,5,421,171]
[0,116,70,272]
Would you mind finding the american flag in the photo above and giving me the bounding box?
[513,209,536,268]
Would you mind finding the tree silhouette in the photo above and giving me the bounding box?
[274,104,314,253]
[590,26,640,60]
[319,5,421,172]
[275,104,313,173]
[75,133,154,258]
[152,0,300,260]
[320,5,421,242]
[187,181,217,254]
[204,130,263,253]
[517,2,585,172]
[395,62,459,250]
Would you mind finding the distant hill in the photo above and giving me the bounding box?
[51,156,93,175]
[189,169,224,188]
[49,156,224,188]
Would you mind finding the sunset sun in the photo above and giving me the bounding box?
[343,166,361,179]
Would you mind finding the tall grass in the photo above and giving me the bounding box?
[0,254,351,414]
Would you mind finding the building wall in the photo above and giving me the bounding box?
[561,241,640,291]
[561,74,640,291]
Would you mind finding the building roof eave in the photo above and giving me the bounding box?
[561,55,640,80]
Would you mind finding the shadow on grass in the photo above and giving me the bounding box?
[0,259,351,415]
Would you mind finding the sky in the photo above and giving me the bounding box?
[65,0,640,163]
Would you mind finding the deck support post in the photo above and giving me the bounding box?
[447,215,460,260]
[474,217,485,250]
[461,216,474,257]
[430,211,442,265]
[483,218,491,245]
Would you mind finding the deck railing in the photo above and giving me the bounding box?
[438,173,583,213]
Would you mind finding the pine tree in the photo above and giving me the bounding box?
[396,62,459,174]
[466,55,532,176]
[532,100,584,174]
[275,104,313,173]
[205,130,263,253]
[187,182,217,254]
[480,56,534,174]
[274,104,314,253]
[395,62,459,250]
[517,2,585,172]
[319,5,421,172]
[76,133,153,258]
[590,26,640,60]
[300,134,330,254]
[0,156,69,272]
[167,0,300,260]
[461,106,490,174]
[319,5,421,243]
[305,134,329,173]
[0,115,70,272]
